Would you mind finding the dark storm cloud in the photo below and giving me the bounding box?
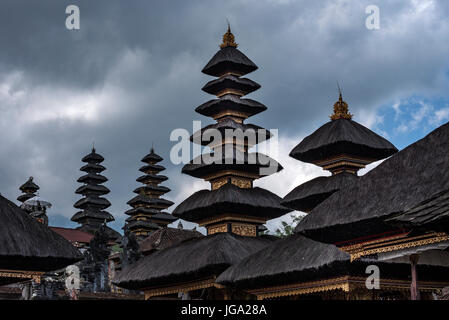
[0,0,448,232]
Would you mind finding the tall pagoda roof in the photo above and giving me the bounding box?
[202,46,258,77]
[125,219,161,232]
[133,185,171,195]
[172,183,291,222]
[75,184,110,195]
[0,195,82,273]
[114,233,273,290]
[281,172,359,212]
[139,164,165,174]
[195,94,267,118]
[74,197,111,209]
[295,121,449,243]
[126,194,174,208]
[81,148,104,163]
[136,174,168,184]
[71,209,114,222]
[80,163,106,173]
[290,118,398,163]
[141,149,163,164]
[19,177,39,193]
[182,151,283,179]
[202,75,260,96]
[190,119,272,146]
[77,173,108,184]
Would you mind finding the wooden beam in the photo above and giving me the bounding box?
[410,254,420,300]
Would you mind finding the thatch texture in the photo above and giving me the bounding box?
[114,233,273,289]
[289,118,397,163]
[282,172,359,212]
[139,227,204,255]
[202,47,258,77]
[202,75,260,96]
[216,234,350,288]
[182,150,282,179]
[172,183,291,222]
[195,94,266,118]
[296,121,449,243]
[190,118,271,147]
[0,195,83,271]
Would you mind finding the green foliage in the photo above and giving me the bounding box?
[274,214,304,238]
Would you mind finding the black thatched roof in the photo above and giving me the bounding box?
[114,232,273,289]
[74,196,111,209]
[17,192,36,203]
[139,164,165,174]
[136,174,168,184]
[202,47,258,77]
[19,177,39,192]
[202,75,260,96]
[77,173,108,184]
[71,209,114,222]
[150,212,178,222]
[80,163,106,173]
[125,207,160,216]
[172,183,291,222]
[125,219,160,231]
[216,234,350,288]
[289,118,397,163]
[82,148,104,163]
[386,189,449,234]
[190,118,271,147]
[126,194,174,208]
[75,184,110,196]
[296,121,449,243]
[141,149,163,164]
[195,94,267,118]
[139,227,204,255]
[133,185,170,195]
[281,172,359,212]
[182,150,283,179]
[0,195,83,271]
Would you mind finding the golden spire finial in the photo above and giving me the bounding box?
[330,84,353,120]
[220,22,238,48]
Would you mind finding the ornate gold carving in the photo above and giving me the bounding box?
[0,269,43,283]
[216,88,245,97]
[342,232,449,261]
[208,223,228,235]
[143,277,223,299]
[231,223,256,237]
[330,93,352,120]
[211,176,252,190]
[213,110,250,121]
[197,214,266,227]
[204,170,260,181]
[220,24,238,48]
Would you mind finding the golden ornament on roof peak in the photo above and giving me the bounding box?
[220,23,238,48]
[330,92,353,120]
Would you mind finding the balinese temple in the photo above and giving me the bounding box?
[17,177,50,225]
[114,26,290,299]
[217,97,449,300]
[0,193,82,288]
[124,148,176,239]
[17,176,39,205]
[71,147,120,243]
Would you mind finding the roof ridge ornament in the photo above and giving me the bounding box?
[220,22,238,49]
[330,89,353,121]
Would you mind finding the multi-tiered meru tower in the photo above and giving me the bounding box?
[173,26,290,236]
[282,92,398,213]
[17,177,39,205]
[124,148,176,239]
[72,147,115,235]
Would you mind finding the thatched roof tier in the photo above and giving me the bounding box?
[195,94,267,119]
[126,194,174,208]
[114,233,273,290]
[125,219,160,231]
[19,177,39,193]
[139,227,204,255]
[281,172,359,212]
[71,209,114,222]
[216,234,349,287]
[75,184,110,196]
[182,151,283,179]
[77,173,108,184]
[386,189,449,234]
[141,149,163,164]
[202,47,258,77]
[125,207,160,217]
[172,183,291,222]
[296,122,449,243]
[136,174,168,184]
[74,196,111,210]
[133,185,171,195]
[17,192,36,203]
[81,148,104,163]
[150,212,178,222]
[190,118,272,147]
[289,119,397,164]
[139,164,165,174]
[202,75,260,97]
[0,195,83,272]
[80,163,106,174]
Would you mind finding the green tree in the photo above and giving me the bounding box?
[275,214,304,237]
